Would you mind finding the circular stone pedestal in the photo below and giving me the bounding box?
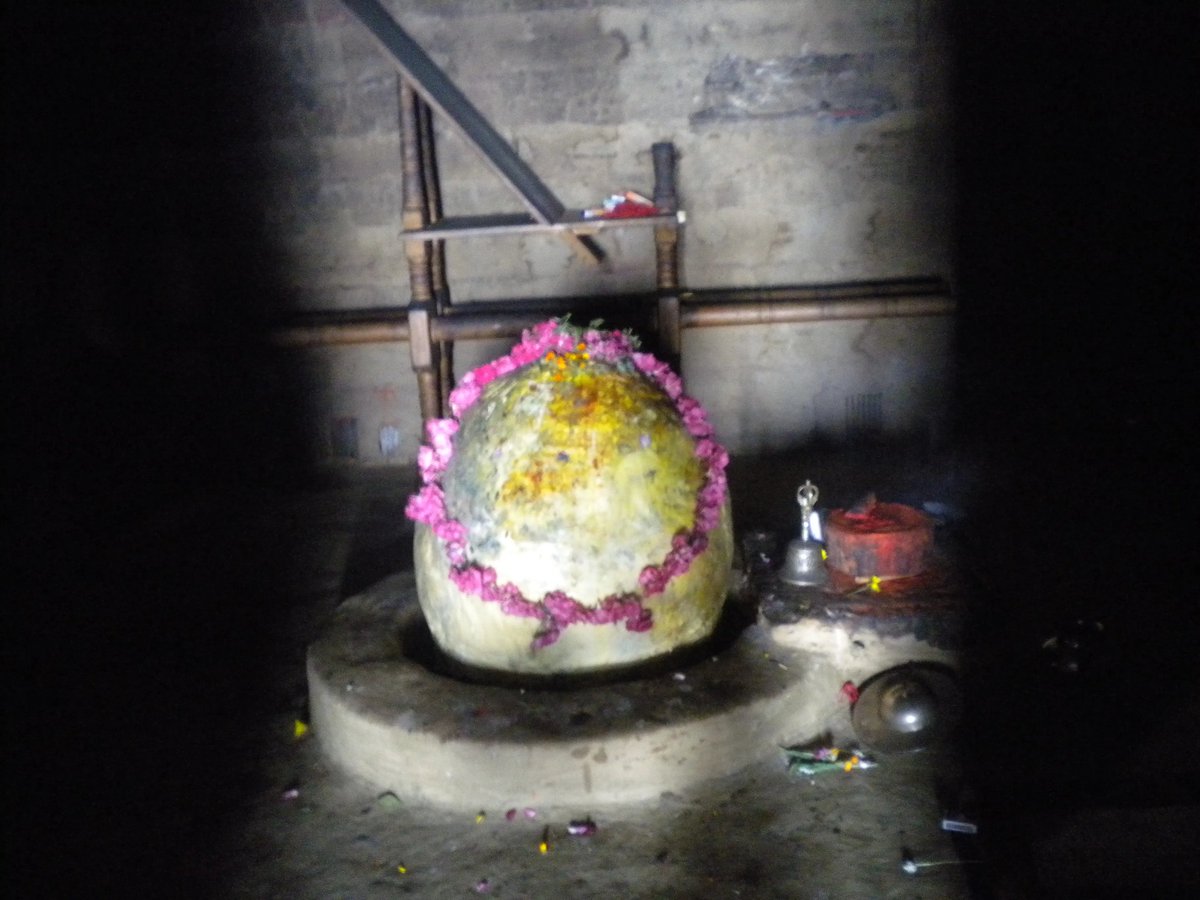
[307,573,840,809]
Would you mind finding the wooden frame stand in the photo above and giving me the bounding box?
[343,0,684,420]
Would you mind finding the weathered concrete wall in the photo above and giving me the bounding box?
[686,316,955,451]
[250,0,955,462]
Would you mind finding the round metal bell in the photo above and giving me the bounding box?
[877,675,938,734]
[851,664,962,754]
[779,539,829,586]
[779,479,828,586]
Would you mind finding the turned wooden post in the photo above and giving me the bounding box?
[652,142,682,372]
[415,96,455,414]
[399,80,442,421]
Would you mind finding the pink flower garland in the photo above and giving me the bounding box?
[405,320,728,650]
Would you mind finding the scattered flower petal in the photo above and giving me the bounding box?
[567,818,598,836]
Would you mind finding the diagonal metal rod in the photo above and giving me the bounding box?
[342,0,562,223]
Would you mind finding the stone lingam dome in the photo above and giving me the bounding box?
[407,320,733,676]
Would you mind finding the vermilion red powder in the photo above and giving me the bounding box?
[836,508,911,533]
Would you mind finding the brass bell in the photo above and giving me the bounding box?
[778,480,829,587]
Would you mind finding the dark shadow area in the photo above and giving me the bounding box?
[948,2,1198,895]
[6,3,314,896]
[339,471,421,599]
[397,591,759,693]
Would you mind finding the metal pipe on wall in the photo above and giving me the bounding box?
[270,281,954,348]
[270,314,411,348]
[273,321,412,348]
[681,293,956,328]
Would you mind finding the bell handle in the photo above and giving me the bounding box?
[796,480,819,541]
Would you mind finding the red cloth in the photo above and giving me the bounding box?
[602,199,662,218]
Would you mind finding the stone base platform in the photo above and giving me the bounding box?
[307,573,847,809]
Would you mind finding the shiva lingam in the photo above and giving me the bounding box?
[779,480,829,587]
[407,320,733,676]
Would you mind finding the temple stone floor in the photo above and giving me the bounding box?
[14,439,1198,898]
